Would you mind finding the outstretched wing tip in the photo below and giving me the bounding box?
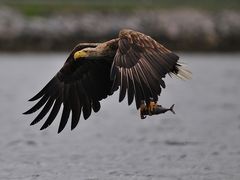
[28,96,38,102]
[30,122,35,126]
[57,128,63,134]
[22,111,29,115]
[39,126,45,131]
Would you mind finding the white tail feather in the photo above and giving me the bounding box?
[171,63,192,80]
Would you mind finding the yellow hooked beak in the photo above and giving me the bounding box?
[74,50,88,60]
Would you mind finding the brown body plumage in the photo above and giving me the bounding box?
[24,29,191,133]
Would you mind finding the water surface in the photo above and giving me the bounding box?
[0,53,240,180]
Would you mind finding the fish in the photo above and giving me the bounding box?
[140,104,175,119]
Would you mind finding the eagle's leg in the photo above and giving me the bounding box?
[140,101,147,119]
[149,101,158,112]
[140,100,158,119]
[146,101,158,115]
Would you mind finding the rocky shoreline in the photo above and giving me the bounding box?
[0,7,240,51]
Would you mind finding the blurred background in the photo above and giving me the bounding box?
[0,0,240,52]
[1,1,240,180]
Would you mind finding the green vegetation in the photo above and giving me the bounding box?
[1,0,240,16]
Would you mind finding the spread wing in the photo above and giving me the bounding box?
[110,29,180,109]
[24,44,113,133]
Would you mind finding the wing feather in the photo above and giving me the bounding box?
[30,97,55,125]
[58,103,71,133]
[24,43,113,133]
[23,94,49,114]
[40,97,62,130]
[119,68,128,102]
[111,29,180,108]
[70,83,81,130]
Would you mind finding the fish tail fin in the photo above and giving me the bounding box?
[169,104,176,114]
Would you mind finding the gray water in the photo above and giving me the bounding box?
[0,53,240,180]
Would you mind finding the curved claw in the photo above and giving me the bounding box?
[140,113,146,119]
[140,101,147,119]
[140,100,158,118]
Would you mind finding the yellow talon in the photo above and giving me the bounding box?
[140,100,158,118]
[140,101,147,119]
[146,101,157,115]
[149,101,157,112]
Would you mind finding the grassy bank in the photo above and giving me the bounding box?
[2,0,240,16]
